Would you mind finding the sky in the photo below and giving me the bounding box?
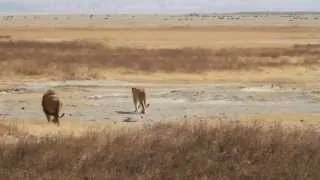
[0,0,319,14]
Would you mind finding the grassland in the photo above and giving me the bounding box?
[0,20,319,83]
[0,120,319,179]
[1,26,320,49]
[0,39,319,83]
[1,14,320,179]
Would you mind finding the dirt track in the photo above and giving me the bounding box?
[1,80,320,123]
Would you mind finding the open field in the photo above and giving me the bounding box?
[0,13,319,82]
[0,13,320,179]
[0,40,320,83]
[0,13,319,130]
[0,13,320,49]
[1,26,320,49]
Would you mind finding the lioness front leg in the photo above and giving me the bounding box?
[133,98,138,112]
[44,112,51,122]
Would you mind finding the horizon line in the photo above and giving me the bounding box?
[1,10,320,16]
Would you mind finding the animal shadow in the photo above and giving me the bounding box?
[123,117,137,123]
[115,111,137,115]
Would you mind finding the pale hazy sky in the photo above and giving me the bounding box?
[0,0,319,14]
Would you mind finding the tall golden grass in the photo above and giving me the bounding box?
[0,120,319,179]
[0,40,319,79]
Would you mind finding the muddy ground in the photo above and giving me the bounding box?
[1,80,320,123]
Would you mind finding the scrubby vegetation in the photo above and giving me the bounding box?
[0,40,319,79]
[0,121,319,179]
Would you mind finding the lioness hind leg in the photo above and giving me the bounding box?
[141,92,148,114]
[53,115,60,126]
[141,104,146,114]
[140,98,146,114]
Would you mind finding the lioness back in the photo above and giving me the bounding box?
[131,87,149,114]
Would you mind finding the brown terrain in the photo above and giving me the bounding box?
[0,13,320,179]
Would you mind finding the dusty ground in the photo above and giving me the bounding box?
[1,80,320,124]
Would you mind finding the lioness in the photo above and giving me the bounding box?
[41,89,65,126]
[132,87,149,114]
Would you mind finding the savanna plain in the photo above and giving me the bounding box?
[1,13,320,179]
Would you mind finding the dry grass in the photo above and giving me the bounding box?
[100,67,319,84]
[0,119,134,137]
[242,113,320,123]
[0,120,319,179]
[0,40,320,81]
